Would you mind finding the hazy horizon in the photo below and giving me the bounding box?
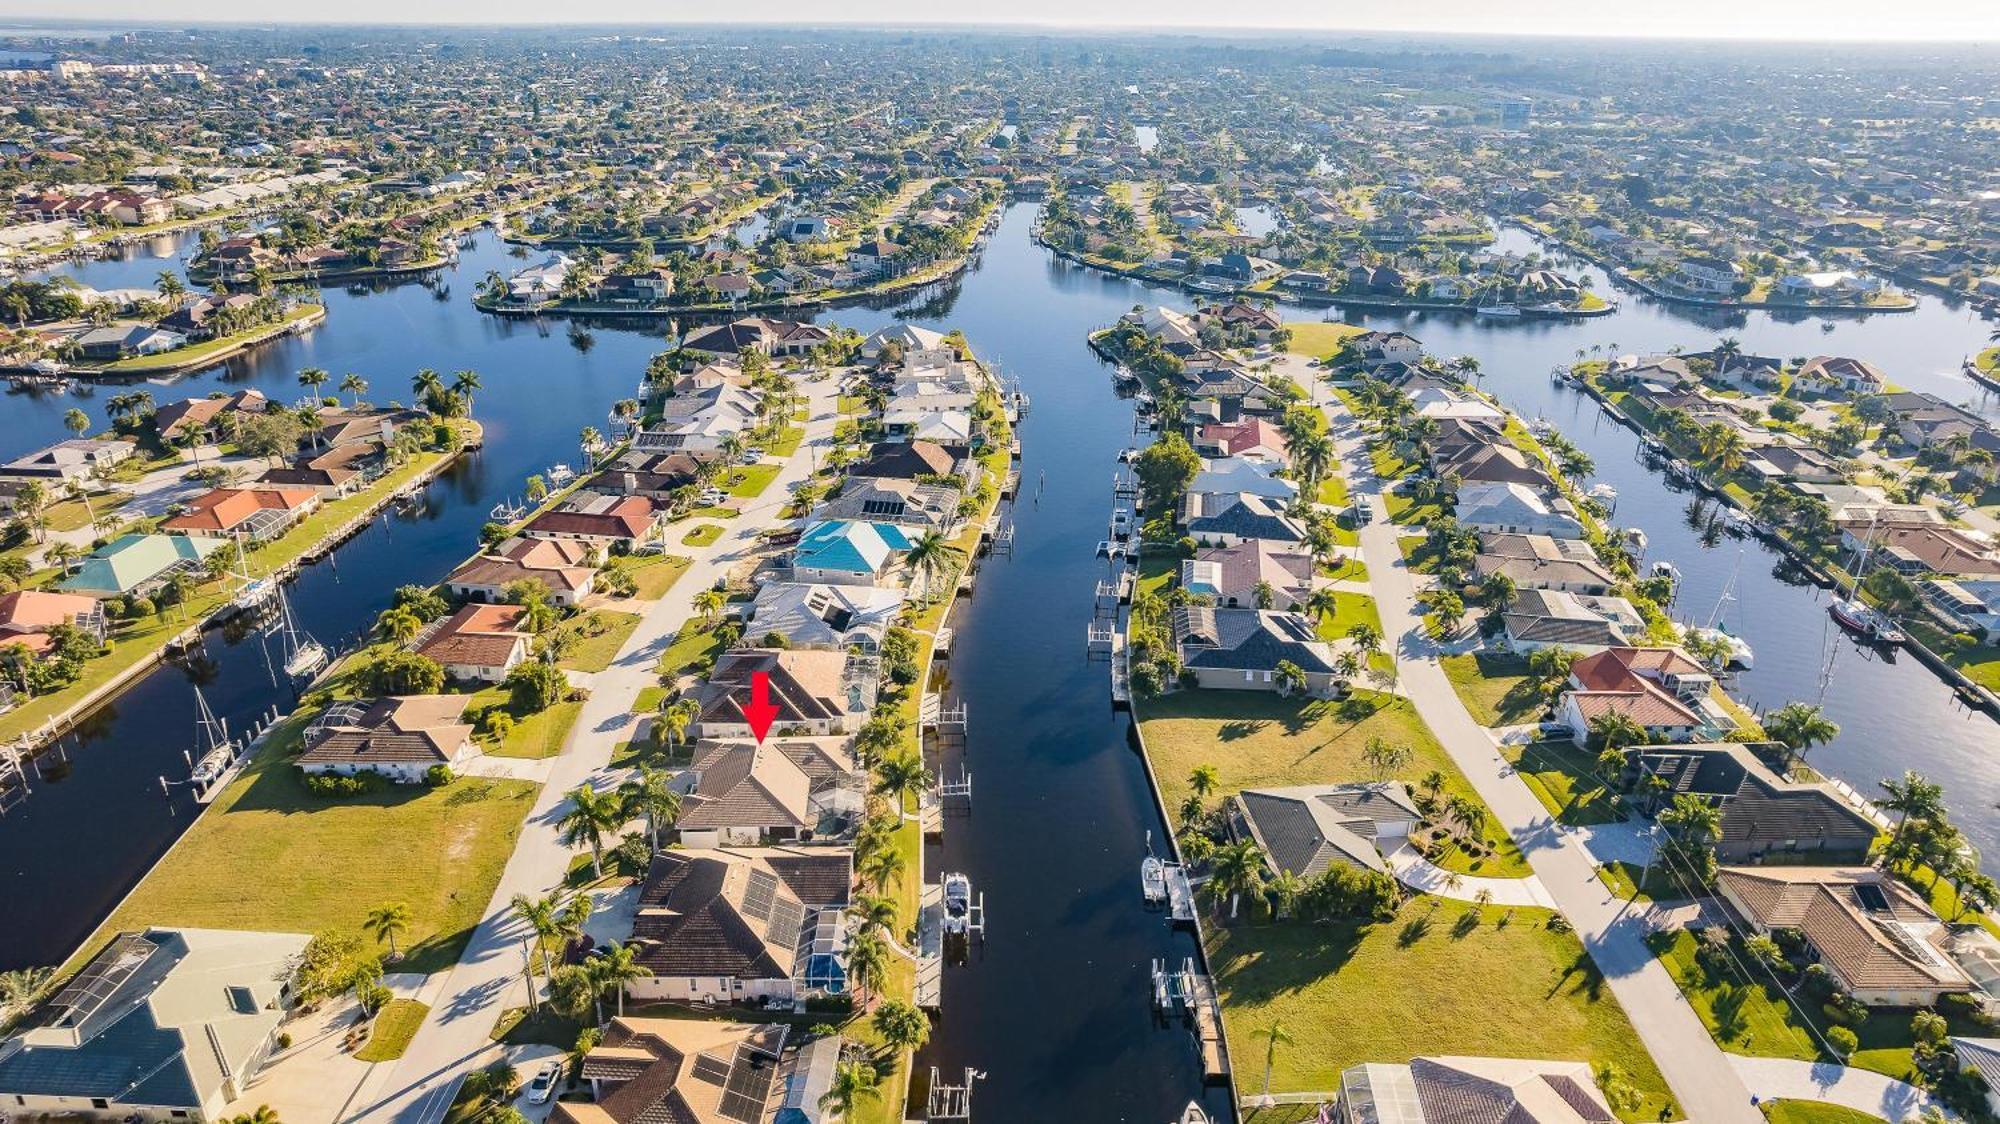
[4,1,1997,44]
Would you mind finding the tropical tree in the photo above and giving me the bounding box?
[412,368,447,413]
[845,927,892,1005]
[1763,702,1839,767]
[619,765,681,851]
[693,587,727,624]
[1588,711,1649,752]
[819,1059,883,1117]
[1189,764,1220,803]
[872,998,931,1052]
[510,892,566,1007]
[1878,771,1945,848]
[873,751,932,819]
[558,784,628,879]
[375,606,424,642]
[225,1106,283,1124]
[1209,839,1266,919]
[62,407,89,438]
[902,530,958,603]
[1657,793,1724,887]
[362,901,412,961]
[1360,736,1411,781]
[339,373,369,409]
[297,366,330,402]
[452,369,483,416]
[0,966,53,1017]
[1254,1020,1295,1100]
[584,944,649,1019]
[860,844,906,893]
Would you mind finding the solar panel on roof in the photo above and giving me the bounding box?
[765,897,806,944]
[742,868,779,922]
[1854,883,1891,912]
[717,1046,778,1123]
[690,1052,732,1086]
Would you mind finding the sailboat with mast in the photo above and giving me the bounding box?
[273,586,329,679]
[1684,550,1754,669]
[225,531,275,617]
[1829,516,1906,644]
[187,686,233,789]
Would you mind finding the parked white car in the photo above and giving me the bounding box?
[527,1060,562,1104]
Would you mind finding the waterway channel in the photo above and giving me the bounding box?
[3,202,1999,1120]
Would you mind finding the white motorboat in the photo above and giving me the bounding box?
[1649,560,1681,583]
[941,872,973,935]
[1686,626,1755,670]
[547,463,576,485]
[1141,855,1167,905]
[1475,303,1522,318]
[1176,1103,1212,1124]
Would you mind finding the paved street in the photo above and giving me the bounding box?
[347,377,841,1124]
[1315,382,1767,1124]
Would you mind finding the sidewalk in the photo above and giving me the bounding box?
[1317,383,1765,1124]
[347,380,841,1124]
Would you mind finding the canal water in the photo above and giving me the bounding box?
[5,201,1999,1118]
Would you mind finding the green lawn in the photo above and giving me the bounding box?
[1138,690,1529,877]
[617,552,692,601]
[1760,1102,1884,1124]
[1207,901,1677,1120]
[555,609,642,673]
[1317,475,1350,507]
[467,686,582,760]
[1317,556,1368,583]
[1310,591,1383,642]
[722,463,782,498]
[683,524,723,547]
[767,426,805,457]
[1136,555,1178,602]
[1502,740,1625,826]
[81,721,537,975]
[1441,652,1547,727]
[356,999,430,1062]
[96,304,323,373]
[1283,320,1365,360]
[1596,861,1678,903]
[657,618,727,681]
[1383,488,1444,526]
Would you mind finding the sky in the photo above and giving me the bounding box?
[16,0,2000,42]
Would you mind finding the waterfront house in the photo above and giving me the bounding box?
[1455,482,1585,540]
[1188,456,1298,504]
[414,603,532,682]
[522,494,662,555]
[0,927,309,1123]
[1559,647,1730,745]
[1922,579,2000,643]
[444,536,597,607]
[75,323,188,361]
[1743,444,1846,485]
[295,695,476,783]
[1473,533,1616,596]
[506,252,571,303]
[1182,492,1306,547]
[680,316,829,359]
[1714,866,1971,1006]
[847,237,900,275]
[159,486,320,543]
[625,847,852,1005]
[814,477,961,532]
[1331,1056,1618,1124]
[1839,519,2000,579]
[860,322,948,360]
[152,389,270,444]
[1228,782,1418,879]
[1794,355,1887,396]
[0,590,105,655]
[1181,539,1315,610]
[1194,418,1288,464]
[556,1018,789,1124]
[695,649,871,739]
[254,442,382,497]
[1171,606,1341,694]
[60,533,225,599]
[789,520,914,587]
[848,439,980,489]
[0,437,134,483]
[1344,329,1423,368]
[675,739,860,846]
[746,581,906,652]
[1628,743,1880,863]
[1673,255,1742,296]
[1500,588,1638,654]
[1432,439,1555,491]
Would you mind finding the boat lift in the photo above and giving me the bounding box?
[927,1068,987,1120]
[1152,957,1197,1012]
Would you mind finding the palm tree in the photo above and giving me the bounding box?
[451,369,483,417]
[847,893,899,937]
[0,965,53,1016]
[558,784,627,879]
[873,998,932,1052]
[819,1059,883,1117]
[619,765,681,851]
[62,407,89,438]
[585,944,649,1019]
[656,697,699,752]
[362,901,412,961]
[873,751,932,820]
[510,891,565,1007]
[376,606,424,642]
[859,844,906,893]
[1762,701,1839,767]
[155,269,187,302]
[1290,433,1336,498]
[902,530,958,603]
[412,368,446,411]
[1254,1020,1295,1101]
[339,373,369,409]
[1209,839,1266,919]
[1189,764,1220,802]
[579,426,603,469]
[846,926,893,1006]
[1879,771,1945,847]
[693,588,727,624]
[225,1106,283,1124]
[297,366,329,402]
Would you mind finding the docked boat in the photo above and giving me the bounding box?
[1175,1104,1212,1124]
[941,872,973,935]
[1141,854,1167,905]
[1686,626,1754,670]
[1475,303,1522,318]
[1623,527,1648,552]
[1830,598,1905,644]
[274,589,329,679]
[546,463,576,486]
[1649,560,1681,583]
[1587,482,1619,503]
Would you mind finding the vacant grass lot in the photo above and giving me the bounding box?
[1282,320,1365,361]
[683,523,722,547]
[657,618,727,682]
[1138,690,1529,877]
[1759,1102,1883,1124]
[467,685,582,760]
[1208,901,1677,1120]
[1440,652,1546,727]
[617,553,691,601]
[86,728,536,975]
[1501,740,1625,826]
[1310,591,1383,642]
[554,609,642,673]
[723,462,782,498]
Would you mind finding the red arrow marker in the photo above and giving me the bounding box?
[743,670,780,745]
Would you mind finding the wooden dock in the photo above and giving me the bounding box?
[1189,970,1229,1081]
[1164,863,1196,924]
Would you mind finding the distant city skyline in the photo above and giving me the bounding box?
[11,1,2000,42]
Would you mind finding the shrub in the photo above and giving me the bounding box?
[1826,1025,1858,1058]
[276,1031,293,1049]
[302,771,387,798]
[482,710,515,741]
[803,994,854,1015]
[613,833,651,873]
[362,650,445,696]
[507,660,567,713]
[424,764,454,786]
[1821,992,1870,1028]
[1131,661,1162,697]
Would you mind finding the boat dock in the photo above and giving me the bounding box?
[1188,969,1229,1081]
[1164,862,1196,924]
